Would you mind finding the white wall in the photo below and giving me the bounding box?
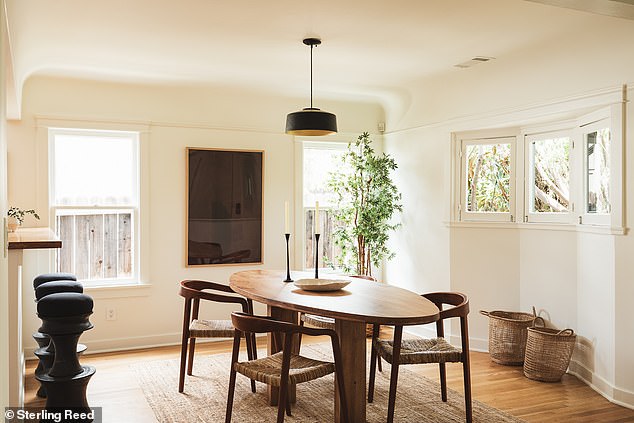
[1,0,12,409]
[383,9,634,408]
[7,75,384,354]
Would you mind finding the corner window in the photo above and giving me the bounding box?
[50,128,140,285]
[453,103,621,231]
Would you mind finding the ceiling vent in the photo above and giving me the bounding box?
[454,56,495,69]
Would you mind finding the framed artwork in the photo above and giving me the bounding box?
[186,147,263,266]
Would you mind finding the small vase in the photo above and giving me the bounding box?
[7,217,18,233]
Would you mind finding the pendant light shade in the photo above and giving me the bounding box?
[285,38,337,136]
[286,108,337,136]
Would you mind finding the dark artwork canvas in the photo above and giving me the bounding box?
[187,148,263,266]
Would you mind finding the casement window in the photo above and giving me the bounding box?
[458,136,516,222]
[581,119,611,225]
[50,128,140,285]
[301,141,346,270]
[525,130,573,223]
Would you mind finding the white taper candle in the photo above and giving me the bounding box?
[284,201,290,234]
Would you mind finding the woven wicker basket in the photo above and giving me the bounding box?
[480,308,543,366]
[523,327,576,382]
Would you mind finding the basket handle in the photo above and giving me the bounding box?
[533,316,546,327]
[556,329,575,336]
[479,310,490,317]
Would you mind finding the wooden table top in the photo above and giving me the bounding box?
[8,227,62,250]
[229,270,439,325]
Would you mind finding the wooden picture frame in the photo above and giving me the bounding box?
[186,147,264,266]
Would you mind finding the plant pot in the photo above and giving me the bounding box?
[7,217,18,233]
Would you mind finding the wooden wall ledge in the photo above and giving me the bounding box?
[8,227,62,250]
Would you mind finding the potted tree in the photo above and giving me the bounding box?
[7,206,40,232]
[328,132,402,277]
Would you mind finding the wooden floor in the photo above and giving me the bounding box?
[25,335,634,423]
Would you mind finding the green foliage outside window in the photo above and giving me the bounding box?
[466,144,511,212]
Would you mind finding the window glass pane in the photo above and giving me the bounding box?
[466,143,511,212]
[304,209,342,269]
[56,210,133,281]
[586,128,610,214]
[53,132,137,206]
[303,145,345,207]
[530,137,570,213]
[302,143,346,270]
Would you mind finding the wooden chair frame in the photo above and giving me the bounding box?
[368,292,472,423]
[178,280,258,393]
[225,312,349,423]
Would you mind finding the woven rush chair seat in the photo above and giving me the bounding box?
[226,312,349,423]
[178,280,257,394]
[300,314,335,329]
[189,319,235,338]
[234,351,335,387]
[377,337,463,365]
[368,292,473,423]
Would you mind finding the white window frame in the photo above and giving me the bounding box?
[457,133,517,222]
[524,128,574,224]
[577,107,622,228]
[48,126,146,287]
[294,138,349,272]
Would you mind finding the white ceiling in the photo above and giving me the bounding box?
[4,0,634,104]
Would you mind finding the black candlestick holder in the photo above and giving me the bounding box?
[314,233,320,279]
[284,233,293,282]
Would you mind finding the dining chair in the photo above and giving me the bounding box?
[225,312,349,423]
[178,280,258,393]
[368,292,472,423]
[299,274,383,371]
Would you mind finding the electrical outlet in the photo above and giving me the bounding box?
[106,307,117,321]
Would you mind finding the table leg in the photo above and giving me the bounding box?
[266,305,299,406]
[334,319,366,423]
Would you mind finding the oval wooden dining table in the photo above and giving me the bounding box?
[230,269,440,423]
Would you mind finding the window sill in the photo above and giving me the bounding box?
[83,282,153,299]
[446,221,626,235]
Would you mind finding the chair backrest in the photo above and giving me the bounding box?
[231,312,302,335]
[422,292,469,342]
[179,279,240,301]
[422,292,469,319]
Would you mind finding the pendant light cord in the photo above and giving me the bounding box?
[310,44,314,108]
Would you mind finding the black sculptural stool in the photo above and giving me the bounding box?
[33,279,85,398]
[36,292,95,423]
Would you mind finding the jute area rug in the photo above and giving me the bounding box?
[133,343,525,422]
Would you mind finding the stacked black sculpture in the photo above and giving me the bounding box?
[32,273,95,422]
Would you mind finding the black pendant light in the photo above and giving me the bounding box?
[285,38,337,136]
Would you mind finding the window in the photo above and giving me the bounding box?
[459,137,515,222]
[50,128,140,285]
[302,142,346,270]
[525,131,572,222]
[585,126,610,214]
[453,103,622,230]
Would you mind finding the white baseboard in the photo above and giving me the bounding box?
[568,359,634,410]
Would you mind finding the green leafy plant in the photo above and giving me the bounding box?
[7,206,40,225]
[327,132,402,276]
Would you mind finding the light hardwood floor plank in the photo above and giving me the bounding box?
[24,336,634,422]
